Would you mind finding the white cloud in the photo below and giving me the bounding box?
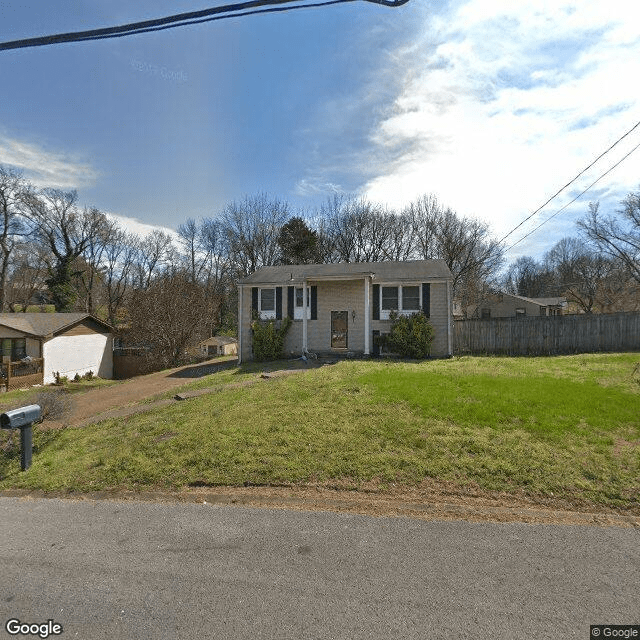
[106,212,179,241]
[0,135,98,190]
[349,0,640,258]
[294,177,344,198]
[0,133,177,241]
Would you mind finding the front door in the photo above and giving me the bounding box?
[331,311,348,349]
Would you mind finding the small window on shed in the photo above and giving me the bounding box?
[515,307,526,316]
[481,308,491,319]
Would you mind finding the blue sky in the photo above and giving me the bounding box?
[1,0,639,261]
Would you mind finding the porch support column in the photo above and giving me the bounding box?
[302,279,308,354]
[364,276,371,355]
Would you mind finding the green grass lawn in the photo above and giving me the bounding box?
[1,353,638,509]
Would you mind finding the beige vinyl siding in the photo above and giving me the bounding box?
[371,281,450,357]
[284,280,366,355]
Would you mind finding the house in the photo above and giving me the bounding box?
[468,292,567,319]
[237,260,454,362]
[198,336,238,357]
[0,313,114,385]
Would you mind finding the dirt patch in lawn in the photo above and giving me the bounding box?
[46,358,327,428]
[53,358,239,427]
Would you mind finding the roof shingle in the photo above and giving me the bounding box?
[0,313,112,337]
[239,260,453,285]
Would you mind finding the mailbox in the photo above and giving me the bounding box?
[1,405,41,429]
[0,404,41,471]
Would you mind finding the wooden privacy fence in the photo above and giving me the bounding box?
[454,312,640,356]
[0,358,44,391]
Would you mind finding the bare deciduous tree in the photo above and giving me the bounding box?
[221,194,289,275]
[21,189,110,311]
[0,167,30,311]
[125,271,217,368]
[133,229,175,289]
[102,230,140,325]
[5,241,51,311]
[544,237,633,313]
[405,194,443,260]
[578,194,640,283]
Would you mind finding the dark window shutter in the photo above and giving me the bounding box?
[422,283,431,318]
[276,287,282,320]
[311,286,318,320]
[252,287,259,315]
[287,286,294,319]
[372,330,380,356]
[372,284,380,320]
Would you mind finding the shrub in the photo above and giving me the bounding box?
[385,311,435,359]
[54,371,68,385]
[83,370,94,381]
[251,317,292,361]
[73,373,81,382]
[34,388,75,423]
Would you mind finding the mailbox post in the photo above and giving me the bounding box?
[1,404,41,471]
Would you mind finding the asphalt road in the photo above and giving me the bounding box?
[1,497,638,640]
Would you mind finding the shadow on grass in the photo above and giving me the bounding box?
[167,358,239,379]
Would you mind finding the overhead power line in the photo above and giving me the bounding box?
[497,118,640,246]
[505,139,640,252]
[0,0,409,51]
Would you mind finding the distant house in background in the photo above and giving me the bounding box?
[468,292,567,319]
[199,336,237,357]
[0,313,113,386]
[452,298,464,320]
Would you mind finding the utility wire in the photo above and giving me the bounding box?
[504,139,640,252]
[0,0,409,50]
[62,0,359,44]
[497,118,640,245]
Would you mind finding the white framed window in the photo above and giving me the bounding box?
[381,286,399,312]
[402,286,420,311]
[380,285,422,320]
[259,288,276,319]
[294,287,311,320]
[515,307,526,316]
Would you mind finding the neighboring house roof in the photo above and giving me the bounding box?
[501,293,567,307]
[529,296,567,307]
[239,260,453,285]
[200,336,237,347]
[0,313,113,338]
